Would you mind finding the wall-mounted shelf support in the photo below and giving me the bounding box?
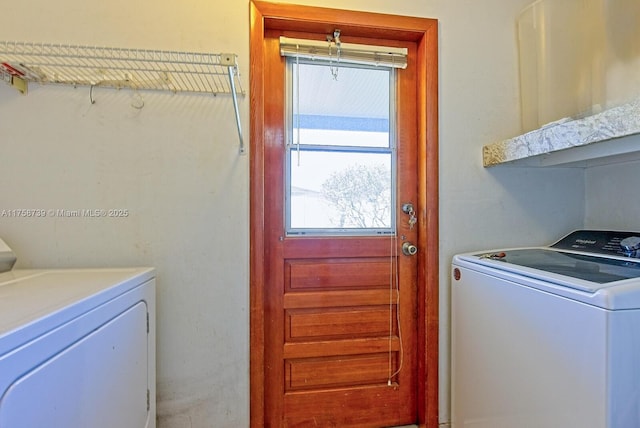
[223,55,245,154]
[0,41,246,154]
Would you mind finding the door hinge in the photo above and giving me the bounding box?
[146,312,149,334]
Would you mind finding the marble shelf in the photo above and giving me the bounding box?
[483,97,640,168]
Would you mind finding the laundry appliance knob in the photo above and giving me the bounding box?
[620,236,640,257]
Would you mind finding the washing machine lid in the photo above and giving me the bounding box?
[473,248,640,289]
[465,230,640,292]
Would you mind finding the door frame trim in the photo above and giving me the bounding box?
[249,2,439,426]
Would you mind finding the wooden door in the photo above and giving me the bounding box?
[250,2,440,427]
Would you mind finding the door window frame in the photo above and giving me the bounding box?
[249,2,440,426]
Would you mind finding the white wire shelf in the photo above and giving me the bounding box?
[0,41,246,152]
[0,41,244,94]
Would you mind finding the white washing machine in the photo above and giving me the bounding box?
[452,230,640,428]
[0,246,156,428]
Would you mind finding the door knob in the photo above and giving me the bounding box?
[402,242,418,256]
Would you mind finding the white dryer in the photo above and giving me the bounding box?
[0,266,156,428]
[452,230,640,428]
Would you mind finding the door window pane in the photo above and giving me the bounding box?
[292,63,390,148]
[287,60,395,235]
[289,150,392,231]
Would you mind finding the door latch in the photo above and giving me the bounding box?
[402,242,418,256]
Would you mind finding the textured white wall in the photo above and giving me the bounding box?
[0,0,586,426]
[585,160,640,232]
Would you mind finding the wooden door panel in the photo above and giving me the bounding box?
[286,353,392,390]
[287,306,394,339]
[284,385,413,427]
[288,259,393,290]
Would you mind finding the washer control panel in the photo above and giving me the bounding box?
[552,230,640,258]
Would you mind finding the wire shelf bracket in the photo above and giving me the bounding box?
[0,41,246,154]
